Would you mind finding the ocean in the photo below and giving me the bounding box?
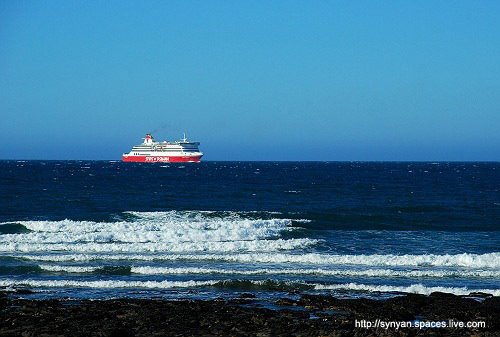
[1,161,499,300]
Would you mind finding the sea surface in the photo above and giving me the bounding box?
[1,161,499,301]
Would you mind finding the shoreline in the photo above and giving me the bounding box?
[1,291,499,336]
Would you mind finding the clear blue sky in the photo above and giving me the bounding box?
[1,1,499,160]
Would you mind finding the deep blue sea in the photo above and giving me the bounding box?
[1,161,499,300]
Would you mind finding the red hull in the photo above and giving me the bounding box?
[122,155,202,163]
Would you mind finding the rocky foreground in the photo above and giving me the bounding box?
[1,291,499,336]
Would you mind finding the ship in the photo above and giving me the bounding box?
[122,133,203,163]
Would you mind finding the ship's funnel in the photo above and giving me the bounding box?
[144,134,154,145]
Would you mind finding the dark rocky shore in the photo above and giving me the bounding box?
[1,291,499,336]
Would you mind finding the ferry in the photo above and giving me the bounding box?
[122,133,203,163]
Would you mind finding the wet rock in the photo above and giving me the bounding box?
[275,298,298,307]
[0,295,498,336]
[469,292,494,299]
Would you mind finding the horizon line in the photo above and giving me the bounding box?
[1,159,499,163]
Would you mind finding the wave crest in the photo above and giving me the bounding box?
[0,211,313,253]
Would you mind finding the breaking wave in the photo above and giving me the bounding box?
[0,211,315,254]
[3,214,294,242]
[39,265,131,275]
[34,265,500,279]
[314,282,500,296]
[0,239,317,253]
[0,223,30,235]
[0,279,217,289]
[1,278,498,296]
[2,210,499,299]
[17,252,500,269]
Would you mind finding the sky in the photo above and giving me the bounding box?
[1,1,499,161]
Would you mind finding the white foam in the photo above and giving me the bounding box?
[205,252,500,269]
[2,211,299,245]
[0,279,217,289]
[0,211,316,253]
[39,265,99,273]
[314,282,500,296]
[2,278,498,297]
[0,239,317,254]
[0,278,302,291]
[17,252,500,269]
[11,219,291,241]
[130,266,500,278]
[32,264,500,278]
